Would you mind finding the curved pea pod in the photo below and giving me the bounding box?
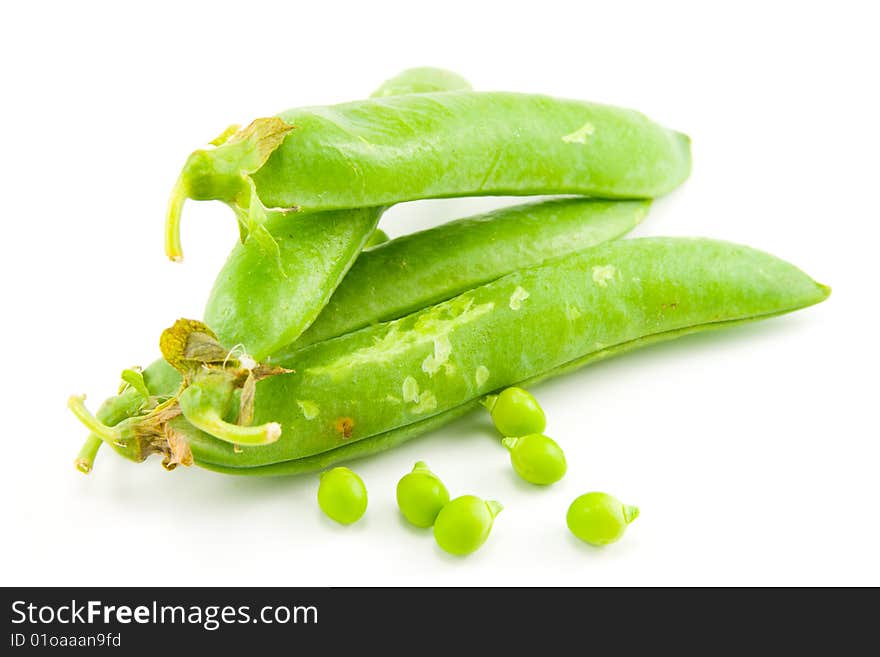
[166,91,690,259]
[186,237,828,472]
[279,198,649,352]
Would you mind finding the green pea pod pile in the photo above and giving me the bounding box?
[71,68,829,476]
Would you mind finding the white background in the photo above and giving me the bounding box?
[2,1,877,586]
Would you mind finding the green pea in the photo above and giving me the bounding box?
[502,433,567,485]
[396,461,450,528]
[433,495,503,556]
[566,492,639,546]
[486,387,546,437]
[317,467,368,525]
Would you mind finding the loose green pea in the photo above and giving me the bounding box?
[503,433,567,485]
[487,387,546,437]
[433,495,503,556]
[396,461,450,528]
[317,467,368,525]
[566,492,639,546]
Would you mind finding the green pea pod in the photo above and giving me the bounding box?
[166,91,690,259]
[182,237,828,472]
[278,198,649,353]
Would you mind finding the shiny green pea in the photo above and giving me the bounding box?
[503,433,567,485]
[317,467,368,525]
[433,495,503,556]
[566,492,639,546]
[396,461,450,528]
[485,386,546,437]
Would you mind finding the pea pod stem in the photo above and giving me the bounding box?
[165,176,187,262]
[177,374,282,446]
[74,434,103,474]
[71,363,183,473]
[182,406,281,446]
[67,395,121,446]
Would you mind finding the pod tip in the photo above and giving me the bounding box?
[266,422,282,443]
[67,393,86,409]
[487,500,504,517]
[623,504,640,524]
